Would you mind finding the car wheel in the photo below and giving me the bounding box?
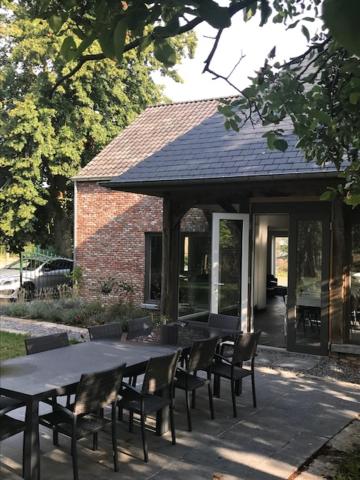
[23,282,35,301]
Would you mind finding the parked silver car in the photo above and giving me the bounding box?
[0,257,73,300]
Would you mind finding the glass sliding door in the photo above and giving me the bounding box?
[211,213,249,331]
[287,213,330,354]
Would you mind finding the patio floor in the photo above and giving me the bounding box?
[1,365,360,480]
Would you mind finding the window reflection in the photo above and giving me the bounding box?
[350,223,360,344]
[295,220,322,347]
[179,234,210,316]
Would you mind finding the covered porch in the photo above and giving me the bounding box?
[105,174,348,356]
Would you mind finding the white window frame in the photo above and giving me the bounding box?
[211,213,249,331]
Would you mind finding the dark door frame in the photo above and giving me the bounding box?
[250,201,331,355]
[287,210,331,355]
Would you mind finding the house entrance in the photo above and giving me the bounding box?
[210,213,249,332]
[253,214,289,348]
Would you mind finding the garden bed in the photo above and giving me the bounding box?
[0,298,151,330]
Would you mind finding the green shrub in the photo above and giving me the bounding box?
[0,298,151,328]
[0,302,29,318]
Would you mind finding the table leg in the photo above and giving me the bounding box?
[23,398,40,480]
[156,405,169,436]
[155,388,169,436]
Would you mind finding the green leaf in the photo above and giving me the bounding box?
[320,190,336,201]
[268,46,276,59]
[244,2,257,22]
[301,25,310,42]
[260,0,272,27]
[99,29,115,59]
[198,1,231,29]
[113,19,127,62]
[60,36,78,61]
[153,40,177,67]
[77,32,96,56]
[323,0,360,56]
[48,14,64,33]
[345,194,360,207]
[287,19,300,30]
[273,138,288,152]
[349,92,360,105]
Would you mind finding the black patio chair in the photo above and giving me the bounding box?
[0,396,24,415]
[39,364,126,480]
[212,331,261,418]
[88,322,136,407]
[88,322,123,341]
[208,313,241,331]
[25,332,70,355]
[174,336,218,432]
[25,332,72,444]
[124,317,154,388]
[208,313,241,357]
[0,414,25,475]
[119,350,181,463]
[126,316,153,341]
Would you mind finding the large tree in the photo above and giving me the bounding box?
[22,0,360,202]
[0,1,195,254]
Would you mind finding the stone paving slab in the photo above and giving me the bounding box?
[1,365,360,479]
[295,419,360,479]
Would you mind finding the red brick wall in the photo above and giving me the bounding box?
[75,181,163,303]
[75,181,210,304]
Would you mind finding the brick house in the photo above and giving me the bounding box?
[73,100,216,305]
[74,97,360,356]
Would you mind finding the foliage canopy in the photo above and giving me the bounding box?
[0,1,195,253]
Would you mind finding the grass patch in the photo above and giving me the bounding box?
[0,330,26,360]
[334,449,360,480]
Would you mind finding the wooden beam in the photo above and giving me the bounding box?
[330,199,346,344]
[160,197,182,320]
[217,201,237,213]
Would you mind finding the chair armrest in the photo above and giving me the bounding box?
[52,402,75,419]
[121,382,141,396]
[214,353,232,365]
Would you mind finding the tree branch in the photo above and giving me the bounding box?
[50,0,254,96]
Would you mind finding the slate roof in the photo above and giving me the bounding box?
[74,98,219,180]
[74,97,339,185]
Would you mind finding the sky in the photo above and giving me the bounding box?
[153,10,321,102]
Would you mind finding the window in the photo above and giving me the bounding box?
[349,222,360,344]
[144,232,211,311]
[144,234,162,302]
[271,235,288,287]
[179,233,211,316]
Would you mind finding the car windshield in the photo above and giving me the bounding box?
[6,259,43,271]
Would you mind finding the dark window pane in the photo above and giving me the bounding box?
[179,234,210,317]
[149,235,162,301]
[350,223,360,344]
[294,220,322,348]
[218,219,242,315]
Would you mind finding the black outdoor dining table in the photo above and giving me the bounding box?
[0,340,179,480]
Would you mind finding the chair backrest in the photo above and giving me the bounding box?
[232,331,261,364]
[74,364,126,416]
[127,316,152,340]
[208,313,241,332]
[142,350,181,395]
[188,336,219,372]
[88,322,123,341]
[25,332,69,355]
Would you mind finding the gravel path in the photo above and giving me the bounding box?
[0,315,89,342]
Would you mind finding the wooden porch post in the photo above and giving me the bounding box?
[160,197,181,321]
[330,198,346,344]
